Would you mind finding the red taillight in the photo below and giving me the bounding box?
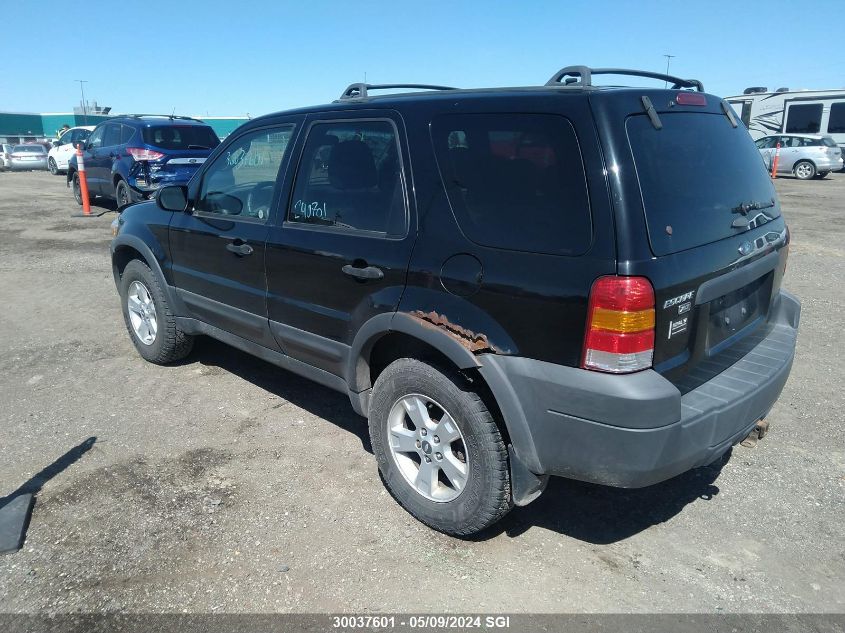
[675,92,707,106]
[126,147,165,161]
[582,276,655,374]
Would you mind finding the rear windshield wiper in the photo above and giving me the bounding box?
[732,199,775,215]
[188,144,211,149]
[731,199,776,228]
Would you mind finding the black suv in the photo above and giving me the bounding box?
[111,66,800,536]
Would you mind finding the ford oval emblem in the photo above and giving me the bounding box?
[738,240,753,256]
[189,158,197,164]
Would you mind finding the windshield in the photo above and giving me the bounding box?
[14,145,45,153]
[141,125,220,150]
[627,112,780,256]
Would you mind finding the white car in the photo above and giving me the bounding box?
[47,126,95,175]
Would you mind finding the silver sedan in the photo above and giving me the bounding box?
[755,134,844,180]
[7,144,49,171]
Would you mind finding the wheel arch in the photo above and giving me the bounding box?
[349,312,547,506]
[348,312,482,397]
[111,234,185,316]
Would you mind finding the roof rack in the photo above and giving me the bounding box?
[337,83,458,101]
[117,114,205,122]
[545,66,704,92]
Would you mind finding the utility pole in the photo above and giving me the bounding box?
[75,80,88,124]
[663,55,675,87]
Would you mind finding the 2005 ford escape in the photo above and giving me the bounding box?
[111,66,800,536]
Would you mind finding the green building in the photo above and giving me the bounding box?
[0,111,249,144]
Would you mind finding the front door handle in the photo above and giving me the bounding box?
[342,263,384,280]
[226,241,253,256]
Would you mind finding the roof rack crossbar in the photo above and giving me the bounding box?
[545,66,704,92]
[338,83,458,100]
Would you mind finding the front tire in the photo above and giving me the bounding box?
[368,358,512,536]
[119,260,194,364]
[48,157,59,175]
[794,160,816,180]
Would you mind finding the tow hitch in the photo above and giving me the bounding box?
[740,418,769,448]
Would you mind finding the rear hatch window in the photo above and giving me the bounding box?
[14,145,45,153]
[627,112,779,256]
[142,125,220,151]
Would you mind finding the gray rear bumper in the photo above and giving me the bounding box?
[479,290,800,488]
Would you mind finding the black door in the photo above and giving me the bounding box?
[265,112,416,376]
[169,122,300,348]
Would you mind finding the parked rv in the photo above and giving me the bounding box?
[727,88,845,169]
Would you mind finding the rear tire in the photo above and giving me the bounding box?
[794,160,816,180]
[48,157,59,175]
[72,172,83,205]
[368,358,512,536]
[115,179,131,209]
[119,260,194,364]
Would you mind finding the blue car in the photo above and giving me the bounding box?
[67,115,221,208]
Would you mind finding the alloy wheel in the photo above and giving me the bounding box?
[386,394,469,502]
[126,281,158,345]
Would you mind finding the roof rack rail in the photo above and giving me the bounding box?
[116,113,205,122]
[545,66,704,92]
[337,83,458,101]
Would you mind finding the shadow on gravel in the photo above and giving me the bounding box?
[481,451,728,543]
[0,437,96,551]
[186,338,372,454]
[0,437,97,512]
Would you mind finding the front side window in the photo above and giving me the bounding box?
[195,126,294,221]
[287,120,406,235]
[828,102,845,134]
[87,126,104,149]
[785,103,822,133]
[431,113,592,256]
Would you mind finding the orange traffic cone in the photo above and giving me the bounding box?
[71,143,93,217]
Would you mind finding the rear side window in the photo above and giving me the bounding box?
[785,104,822,133]
[822,136,838,147]
[142,125,220,150]
[828,103,845,133]
[102,124,122,147]
[627,113,779,256]
[120,124,135,144]
[431,113,591,256]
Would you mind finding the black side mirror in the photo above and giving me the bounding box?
[157,185,189,212]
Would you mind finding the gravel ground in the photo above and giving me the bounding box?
[0,170,842,614]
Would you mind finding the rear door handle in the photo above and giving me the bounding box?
[342,264,384,280]
[226,241,253,256]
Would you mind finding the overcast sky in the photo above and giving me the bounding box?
[2,0,843,117]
